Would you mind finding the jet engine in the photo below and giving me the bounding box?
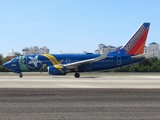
[48,65,66,75]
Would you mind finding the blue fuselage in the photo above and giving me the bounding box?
[3,53,144,74]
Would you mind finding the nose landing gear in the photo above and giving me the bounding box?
[19,73,23,78]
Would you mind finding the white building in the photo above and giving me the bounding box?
[39,46,50,54]
[144,42,160,59]
[22,46,50,55]
[95,42,160,59]
[94,44,120,54]
[8,49,20,56]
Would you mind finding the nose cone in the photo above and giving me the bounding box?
[3,62,11,70]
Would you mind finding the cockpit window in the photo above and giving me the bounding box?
[11,59,16,62]
[11,57,19,62]
[15,57,19,59]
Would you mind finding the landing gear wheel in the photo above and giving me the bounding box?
[19,74,23,78]
[74,72,80,78]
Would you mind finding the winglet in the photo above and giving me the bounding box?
[94,45,110,61]
[120,23,150,55]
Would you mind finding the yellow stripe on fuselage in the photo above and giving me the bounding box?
[42,54,59,65]
[41,54,64,73]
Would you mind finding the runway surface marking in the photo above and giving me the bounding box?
[0,74,160,88]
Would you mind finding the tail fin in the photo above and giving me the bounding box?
[120,23,150,55]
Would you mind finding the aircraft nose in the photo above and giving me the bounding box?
[3,62,10,70]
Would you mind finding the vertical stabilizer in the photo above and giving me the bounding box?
[120,23,150,55]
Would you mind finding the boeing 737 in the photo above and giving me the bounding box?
[3,23,150,78]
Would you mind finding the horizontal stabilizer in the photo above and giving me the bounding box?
[131,52,154,59]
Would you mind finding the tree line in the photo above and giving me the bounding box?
[112,57,160,72]
[0,55,10,72]
[0,55,160,72]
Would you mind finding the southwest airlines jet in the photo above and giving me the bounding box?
[3,23,150,78]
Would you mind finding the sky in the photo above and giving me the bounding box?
[0,0,160,56]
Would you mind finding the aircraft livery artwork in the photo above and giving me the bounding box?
[3,23,151,78]
[11,54,65,73]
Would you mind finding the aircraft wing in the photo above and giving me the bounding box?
[64,46,110,69]
[131,52,154,59]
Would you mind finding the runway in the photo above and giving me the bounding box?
[0,73,160,88]
[0,88,160,120]
[0,73,160,119]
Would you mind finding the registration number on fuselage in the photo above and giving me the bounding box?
[11,64,17,66]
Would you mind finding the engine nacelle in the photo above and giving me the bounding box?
[48,65,66,75]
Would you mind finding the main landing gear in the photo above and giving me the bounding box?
[19,73,23,78]
[74,72,80,78]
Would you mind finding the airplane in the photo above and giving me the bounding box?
[3,22,150,78]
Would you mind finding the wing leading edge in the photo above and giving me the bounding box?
[63,46,111,69]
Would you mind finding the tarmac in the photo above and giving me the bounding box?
[0,72,160,120]
[0,72,160,88]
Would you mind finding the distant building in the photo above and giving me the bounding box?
[22,47,30,55]
[8,49,20,56]
[22,46,50,55]
[144,42,160,59]
[8,49,14,56]
[95,42,160,59]
[39,46,50,54]
[94,44,119,54]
